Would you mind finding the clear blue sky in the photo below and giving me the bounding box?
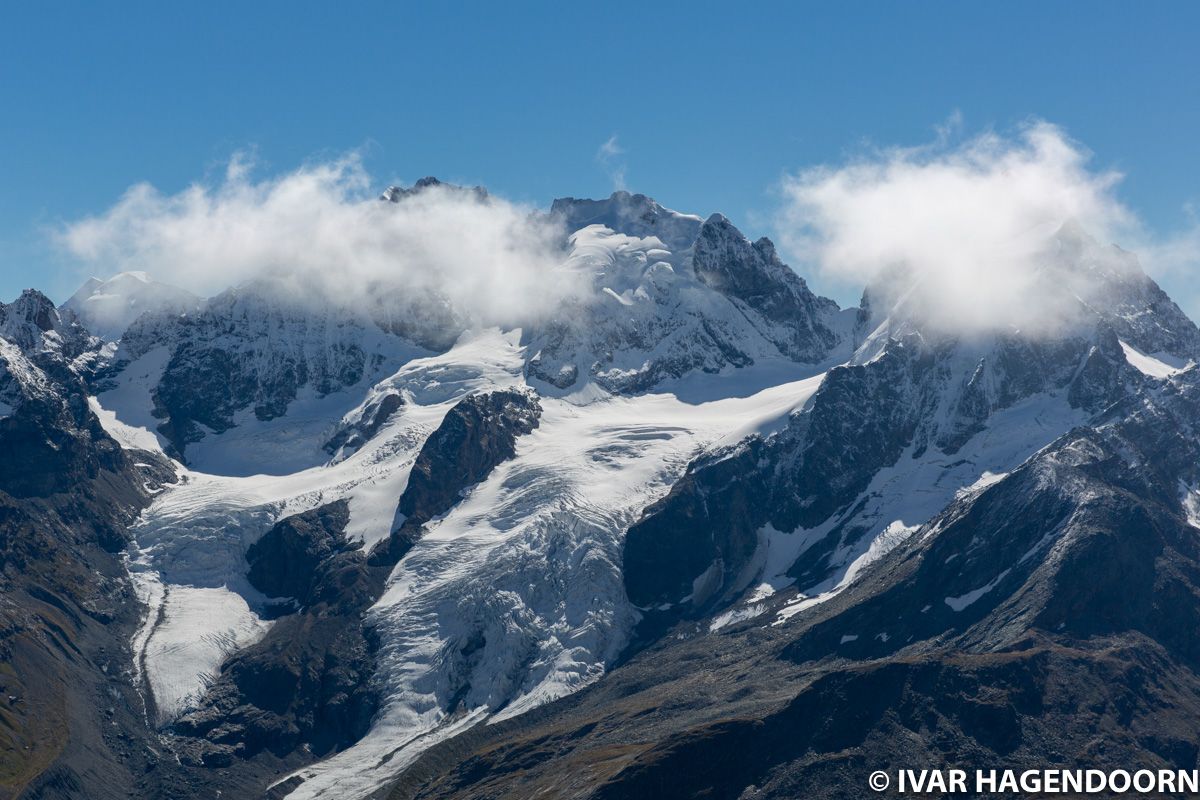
[2,1,1198,306]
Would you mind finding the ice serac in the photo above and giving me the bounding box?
[526,193,851,393]
[62,271,201,341]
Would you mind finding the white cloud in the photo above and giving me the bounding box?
[57,153,578,329]
[776,120,1200,334]
[595,135,627,191]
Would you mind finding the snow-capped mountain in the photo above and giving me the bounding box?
[377,224,1200,800]
[527,192,854,393]
[8,183,1200,800]
[62,271,200,341]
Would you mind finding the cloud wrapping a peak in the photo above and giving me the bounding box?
[776,121,1180,335]
[58,154,576,330]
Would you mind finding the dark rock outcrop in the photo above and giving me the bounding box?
[323,390,406,456]
[172,609,380,763]
[623,335,940,620]
[399,389,541,526]
[374,388,541,564]
[381,176,489,204]
[175,500,385,763]
[692,214,841,362]
[245,501,353,605]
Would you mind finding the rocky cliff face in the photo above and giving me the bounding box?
[0,291,173,800]
[691,214,842,363]
[0,291,133,501]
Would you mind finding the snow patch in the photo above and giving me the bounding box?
[1183,485,1200,530]
[89,396,166,454]
[945,569,1011,612]
[1119,340,1191,379]
[709,604,766,632]
[956,470,1008,498]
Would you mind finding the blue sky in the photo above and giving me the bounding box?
[2,1,1198,309]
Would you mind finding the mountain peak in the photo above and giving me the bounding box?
[550,191,703,251]
[63,272,199,341]
[380,177,489,203]
[0,287,95,364]
[9,289,60,331]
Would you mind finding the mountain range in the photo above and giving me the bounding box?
[3,182,1199,800]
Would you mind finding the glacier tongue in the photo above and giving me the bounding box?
[277,371,828,800]
[123,330,525,726]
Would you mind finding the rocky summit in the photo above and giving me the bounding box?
[4,184,1200,800]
